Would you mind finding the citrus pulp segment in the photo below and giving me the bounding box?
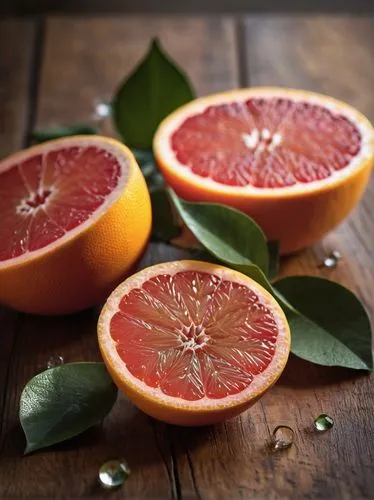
[154,88,374,253]
[0,136,152,314]
[98,260,290,425]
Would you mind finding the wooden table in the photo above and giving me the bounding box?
[1,14,374,499]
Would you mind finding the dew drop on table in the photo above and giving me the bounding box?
[321,250,342,269]
[46,356,64,369]
[99,459,130,489]
[271,425,294,451]
[314,414,334,431]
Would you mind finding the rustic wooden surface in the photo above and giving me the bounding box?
[0,14,373,499]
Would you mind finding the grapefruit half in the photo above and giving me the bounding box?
[98,260,290,426]
[0,136,151,315]
[154,88,374,254]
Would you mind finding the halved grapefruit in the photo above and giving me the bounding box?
[98,260,290,426]
[0,136,151,315]
[154,88,374,254]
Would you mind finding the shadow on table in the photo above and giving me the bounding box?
[278,353,369,388]
[13,306,103,366]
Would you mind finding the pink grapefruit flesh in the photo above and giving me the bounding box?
[98,260,290,425]
[171,96,362,188]
[0,144,122,262]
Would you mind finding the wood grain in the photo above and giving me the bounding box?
[1,14,374,500]
[146,16,374,500]
[0,18,35,464]
[36,16,238,133]
[244,15,374,318]
[236,15,373,498]
[0,20,35,156]
[0,16,237,499]
[173,16,374,500]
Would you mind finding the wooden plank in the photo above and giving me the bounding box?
[3,14,373,500]
[0,16,238,499]
[171,15,374,499]
[244,15,374,318]
[243,16,374,335]
[166,15,374,500]
[0,17,35,467]
[36,15,238,132]
[0,20,35,156]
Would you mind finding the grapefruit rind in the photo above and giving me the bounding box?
[0,136,152,314]
[154,87,374,197]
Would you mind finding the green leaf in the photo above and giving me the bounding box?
[267,241,280,280]
[132,149,164,191]
[151,188,181,241]
[169,190,269,275]
[274,276,373,370]
[113,38,195,149]
[30,124,97,144]
[231,263,273,293]
[188,248,222,265]
[20,362,117,454]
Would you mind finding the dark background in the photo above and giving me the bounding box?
[2,0,374,15]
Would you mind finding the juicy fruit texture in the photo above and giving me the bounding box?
[98,261,290,426]
[154,88,374,254]
[1,146,121,261]
[171,97,361,188]
[112,272,277,400]
[0,136,152,314]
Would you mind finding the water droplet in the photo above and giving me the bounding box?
[321,250,342,269]
[314,414,334,431]
[271,425,294,451]
[99,459,130,489]
[93,101,111,120]
[331,250,342,260]
[47,355,64,369]
[323,257,337,268]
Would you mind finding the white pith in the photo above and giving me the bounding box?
[242,128,283,154]
[16,186,56,216]
[0,136,130,269]
[98,260,290,411]
[178,323,209,352]
[155,88,374,197]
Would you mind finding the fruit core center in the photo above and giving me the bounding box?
[242,128,282,153]
[179,324,209,351]
[17,189,53,215]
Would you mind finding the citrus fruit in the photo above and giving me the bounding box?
[0,136,151,315]
[98,260,290,426]
[154,88,374,254]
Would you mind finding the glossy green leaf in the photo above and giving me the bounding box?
[20,362,117,454]
[186,249,274,290]
[274,276,373,370]
[113,38,195,148]
[169,190,269,275]
[151,188,181,241]
[30,124,97,144]
[188,248,222,265]
[231,263,273,292]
